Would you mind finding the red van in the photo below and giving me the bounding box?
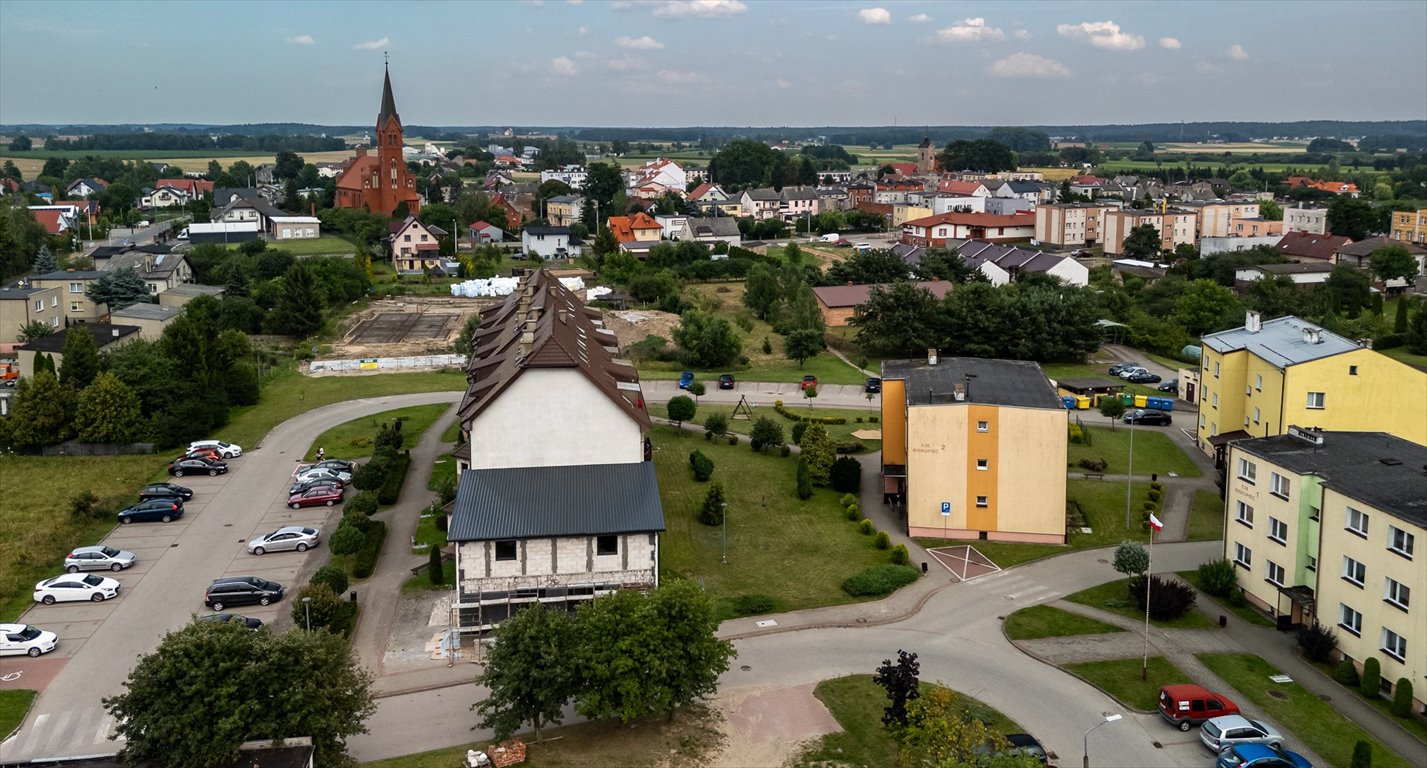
[1157,684,1240,731]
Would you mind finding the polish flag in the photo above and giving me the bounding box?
[1149,513,1164,532]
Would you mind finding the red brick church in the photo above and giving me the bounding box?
[335,65,422,217]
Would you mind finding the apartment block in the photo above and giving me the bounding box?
[1390,208,1427,245]
[1102,209,1198,255]
[1033,203,1114,248]
[1283,205,1329,235]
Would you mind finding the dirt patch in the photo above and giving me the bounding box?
[331,297,489,358]
[603,309,683,348]
[801,246,847,270]
[708,684,840,768]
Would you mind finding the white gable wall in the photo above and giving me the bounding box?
[467,368,643,470]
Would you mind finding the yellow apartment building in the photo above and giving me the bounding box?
[1390,208,1427,245]
[1180,201,1261,238]
[1102,209,1198,256]
[1033,203,1114,248]
[1196,312,1427,466]
[1223,429,1425,712]
[880,354,1068,543]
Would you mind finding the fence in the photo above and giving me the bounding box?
[309,354,467,372]
[42,440,156,456]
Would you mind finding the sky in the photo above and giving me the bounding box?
[2,0,1425,128]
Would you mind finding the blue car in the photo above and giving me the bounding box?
[1216,743,1312,768]
[677,371,695,389]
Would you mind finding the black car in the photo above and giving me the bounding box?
[717,374,735,390]
[1157,379,1179,393]
[289,477,344,496]
[975,733,1049,766]
[1108,362,1143,376]
[139,482,193,501]
[169,457,228,477]
[864,377,882,394]
[204,576,284,611]
[1124,409,1173,426]
[312,458,356,473]
[1125,371,1163,384]
[118,498,184,524]
[197,613,264,630]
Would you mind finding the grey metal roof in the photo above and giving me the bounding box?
[1201,316,1361,370]
[1233,431,1427,527]
[161,283,226,298]
[111,303,179,321]
[882,357,1063,410]
[448,462,665,541]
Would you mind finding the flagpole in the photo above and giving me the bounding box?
[1142,522,1154,681]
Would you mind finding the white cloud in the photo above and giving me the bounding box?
[651,0,747,18]
[354,36,390,50]
[988,52,1069,78]
[858,7,891,25]
[1056,20,1145,51]
[1227,43,1249,60]
[1158,36,1181,50]
[549,56,578,76]
[936,17,1005,43]
[577,25,589,36]
[1012,28,1030,40]
[617,35,665,49]
[908,13,932,24]
[606,55,646,72]
[287,34,315,45]
[656,69,707,85]
[773,78,793,89]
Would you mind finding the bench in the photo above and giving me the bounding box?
[1082,472,1105,480]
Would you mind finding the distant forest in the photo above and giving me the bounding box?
[37,132,347,152]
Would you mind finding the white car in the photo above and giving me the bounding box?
[247,526,321,555]
[295,466,351,484]
[1200,714,1285,752]
[0,623,58,657]
[34,574,120,604]
[189,439,242,458]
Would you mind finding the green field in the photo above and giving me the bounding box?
[655,402,879,449]
[233,234,360,257]
[1003,604,1126,640]
[1068,424,1201,478]
[0,690,37,742]
[1186,490,1225,541]
[1063,656,1192,711]
[1175,570,1273,627]
[1064,579,1216,629]
[303,403,452,462]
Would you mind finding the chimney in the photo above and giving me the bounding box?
[1302,327,1321,345]
[1244,310,1261,333]
[927,348,938,365]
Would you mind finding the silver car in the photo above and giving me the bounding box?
[1200,714,1284,753]
[294,466,351,484]
[65,545,137,573]
[247,526,321,555]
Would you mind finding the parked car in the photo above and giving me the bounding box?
[801,374,818,390]
[288,486,344,509]
[974,733,1048,766]
[182,447,225,463]
[1125,371,1163,384]
[204,576,284,611]
[1117,366,1151,380]
[1124,409,1173,426]
[1200,715,1285,753]
[864,377,882,394]
[34,573,120,604]
[294,466,351,485]
[677,371,695,389]
[312,458,356,473]
[139,482,193,501]
[197,613,263,630]
[247,526,321,555]
[1108,362,1143,376]
[117,498,184,524]
[0,623,58,657]
[170,456,227,477]
[64,545,136,573]
[1158,684,1240,731]
[718,374,735,390]
[1215,743,1312,768]
[188,439,243,458]
[290,477,345,496]
[1157,379,1180,393]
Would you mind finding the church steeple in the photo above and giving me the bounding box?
[378,62,400,127]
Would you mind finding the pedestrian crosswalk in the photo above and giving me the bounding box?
[2,704,122,762]
[971,570,1063,606]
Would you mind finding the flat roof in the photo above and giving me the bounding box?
[111,303,180,321]
[882,357,1063,410]
[1201,315,1360,370]
[1233,431,1427,527]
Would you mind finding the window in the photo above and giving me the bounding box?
[69,282,82,293]
[1266,561,1285,587]
[976,459,989,470]
[1214,361,1221,377]
[976,421,989,432]
[1255,374,1263,391]
[1342,556,1365,586]
[1346,507,1369,537]
[1384,578,1410,611]
[1309,505,1321,522]
[33,299,42,311]
[1212,392,1220,409]
[596,535,618,556]
[1349,365,1358,376]
[1387,526,1415,558]
[1269,517,1288,544]
[51,296,57,307]
[975,496,988,508]
[1236,501,1255,527]
[1233,543,1252,568]
[494,540,517,561]
[1338,603,1362,635]
[1253,407,1261,424]
[1306,554,1317,571]
[70,302,79,312]
[1270,472,1290,499]
[1237,458,1257,483]
[1381,628,1406,661]
[1306,391,1325,409]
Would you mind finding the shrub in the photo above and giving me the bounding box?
[1391,679,1413,717]
[329,524,365,557]
[435,511,448,532]
[703,411,729,436]
[667,395,696,427]
[889,544,909,565]
[726,434,738,446]
[1359,657,1381,699]
[427,544,444,585]
[869,416,878,423]
[841,493,858,508]
[859,519,874,535]
[699,483,726,526]
[731,594,776,616]
[846,504,860,521]
[689,449,715,482]
[1142,501,1158,513]
[749,415,784,452]
[1147,488,1162,502]
[762,336,773,354]
[1197,558,1237,597]
[841,564,919,596]
[1296,621,1339,664]
[874,531,890,549]
[1127,574,1197,621]
[830,456,862,493]
[435,474,458,505]
[1150,481,1163,492]
[351,460,387,492]
[779,445,790,456]
[1077,457,1108,472]
[69,490,105,520]
[290,583,357,636]
[310,564,349,596]
[352,520,387,579]
[796,457,813,500]
[1334,659,1361,686]
[834,440,865,454]
[1068,423,1084,444]
[1351,740,1372,768]
[791,422,808,445]
[1227,587,1245,607]
[346,491,379,516]
[377,454,411,505]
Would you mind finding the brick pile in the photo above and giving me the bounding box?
[487,739,527,767]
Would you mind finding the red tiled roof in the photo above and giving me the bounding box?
[889,162,919,177]
[469,220,496,232]
[630,211,661,230]
[607,215,635,243]
[903,212,1034,229]
[31,209,69,234]
[687,182,715,201]
[936,180,985,195]
[1276,231,1352,261]
[337,154,378,191]
[156,178,214,196]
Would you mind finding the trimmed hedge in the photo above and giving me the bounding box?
[352,520,387,579]
[346,491,379,516]
[376,454,412,505]
[772,400,847,425]
[841,564,920,597]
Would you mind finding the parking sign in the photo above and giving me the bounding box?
[940,501,951,516]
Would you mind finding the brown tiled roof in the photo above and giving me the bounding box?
[457,270,648,431]
[1277,231,1352,261]
[1334,236,1427,258]
[812,280,954,309]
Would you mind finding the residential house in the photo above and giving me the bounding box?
[984,197,1035,216]
[739,188,782,220]
[545,195,583,227]
[815,187,850,212]
[90,245,192,295]
[626,158,686,198]
[154,178,214,199]
[1333,237,1427,289]
[1283,205,1329,235]
[880,355,1069,544]
[16,323,139,379]
[0,281,62,351]
[489,193,524,228]
[28,208,76,235]
[847,180,875,207]
[1195,312,1427,465]
[675,217,741,248]
[449,271,658,632]
[1389,208,1427,245]
[213,194,288,233]
[1068,175,1109,198]
[1284,176,1360,197]
[540,165,587,190]
[141,186,193,209]
[923,194,988,215]
[157,283,225,308]
[1033,203,1114,248]
[212,187,268,210]
[886,162,919,178]
[900,212,1035,247]
[1276,231,1352,262]
[988,179,1047,203]
[468,221,504,244]
[30,270,107,321]
[1233,262,1335,287]
[271,216,321,241]
[108,302,180,341]
[1221,428,1425,713]
[780,187,818,222]
[607,212,663,248]
[1201,235,1288,257]
[874,179,924,205]
[891,204,933,229]
[654,215,689,241]
[1229,218,1283,238]
[1101,209,1198,256]
[936,179,990,197]
[686,183,728,203]
[389,216,446,274]
[521,226,576,259]
[811,281,952,327]
[66,178,108,198]
[953,241,1090,287]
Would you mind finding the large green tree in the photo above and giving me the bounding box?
[1327,198,1380,241]
[85,266,152,311]
[672,310,741,368]
[104,621,375,768]
[473,601,580,741]
[1318,264,1373,317]
[799,423,836,486]
[7,371,75,449]
[707,139,780,190]
[1121,223,1164,260]
[850,281,939,357]
[936,139,1015,173]
[75,371,144,443]
[268,262,325,336]
[1172,279,1241,337]
[742,262,782,321]
[59,327,101,389]
[783,329,825,368]
[1369,245,1420,284]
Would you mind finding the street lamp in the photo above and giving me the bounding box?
[1082,713,1122,768]
[302,596,312,633]
[720,502,729,564]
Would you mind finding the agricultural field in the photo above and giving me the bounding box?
[0,149,360,179]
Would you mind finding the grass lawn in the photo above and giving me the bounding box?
[401,560,456,593]
[1068,424,1201,478]
[1064,579,1217,629]
[440,419,462,444]
[304,403,452,462]
[234,234,359,257]
[0,689,38,741]
[930,540,1070,569]
[1175,571,1274,627]
[1197,653,1415,768]
[1003,604,1126,640]
[790,675,1023,768]
[1379,344,1427,370]
[656,403,879,449]
[412,508,447,555]
[1186,491,1225,541]
[360,708,722,768]
[427,452,457,493]
[652,425,897,619]
[1063,657,1192,711]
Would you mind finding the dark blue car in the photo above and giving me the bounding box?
[1216,743,1312,768]
[677,371,694,389]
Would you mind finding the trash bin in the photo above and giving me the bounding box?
[921,562,928,574]
[350,590,358,603]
